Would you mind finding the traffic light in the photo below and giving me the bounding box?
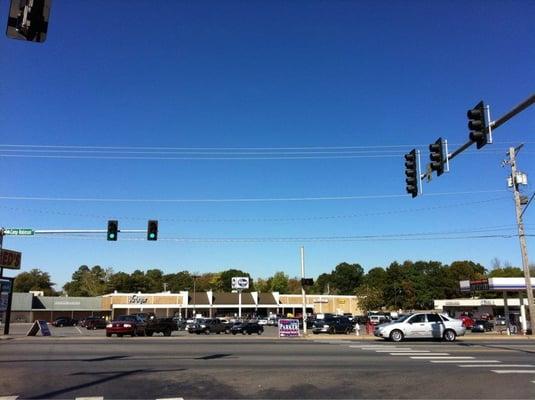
[147,220,158,241]
[107,220,118,241]
[404,149,419,198]
[429,137,446,176]
[467,101,487,149]
[6,0,52,43]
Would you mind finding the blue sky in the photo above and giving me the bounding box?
[1,1,534,289]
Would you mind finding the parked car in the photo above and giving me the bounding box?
[368,315,390,325]
[312,316,353,334]
[230,322,264,335]
[374,312,466,342]
[458,315,475,329]
[106,315,146,337]
[51,317,78,327]
[257,319,269,325]
[189,318,229,334]
[133,313,178,336]
[173,317,187,331]
[471,319,494,333]
[84,316,108,330]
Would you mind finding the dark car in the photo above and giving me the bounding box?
[51,317,78,327]
[84,316,108,330]
[312,316,353,334]
[471,319,494,333]
[230,322,264,335]
[106,315,146,337]
[189,318,229,334]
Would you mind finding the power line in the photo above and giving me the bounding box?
[0,189,508,203]
[0,196,511,223]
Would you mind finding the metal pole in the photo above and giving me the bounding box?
[301,246,307,335]
[193,277,196,318]
[509,146,535,335]
[238,290,242,319]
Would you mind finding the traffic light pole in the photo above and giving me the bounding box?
[507,146,535,335]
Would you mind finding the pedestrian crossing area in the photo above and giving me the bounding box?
[0,397,184,400]
[314,340,535,385]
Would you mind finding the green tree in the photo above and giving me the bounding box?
[164,271,193,292]
[330,262,364,294]
[269,271,289,293]
[146,269,164,292]
[107,271,133,292]
[312,273,333,294]
[63,265,109,296]
[14,269,57,295]
[217,269,253,292]
[489,267,524,277]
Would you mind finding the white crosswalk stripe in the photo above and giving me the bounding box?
[492,370,535,374]
[411,356,474,360]
[460,364,534,368]
[431,360,500,363]
[75,397,104,400]
[0,396,19,400]
[392,353,450,356]
[374,350,430,353]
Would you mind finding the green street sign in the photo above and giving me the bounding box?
[3,228,34,236]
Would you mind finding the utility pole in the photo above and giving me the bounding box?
[300,246,307,335]
[507,146,535,335]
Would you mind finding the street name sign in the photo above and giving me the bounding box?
[0,249,22,269]
[3,228,34,236]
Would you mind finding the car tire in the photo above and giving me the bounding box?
[106,333,111,337]
[242,331,246,335]
[205,329,210,335]
[163,329,171,337]
[443,329,456,342]
[59,324,63,328]
[329,327,335,335]
[257,331,262,335]
[390,329,404,342]
[232,332,237,335]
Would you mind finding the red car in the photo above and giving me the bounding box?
[458,315,474,329]
[106,315,146,337]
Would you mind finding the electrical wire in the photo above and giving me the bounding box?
[0,189,508,203]
[0,196,511,222]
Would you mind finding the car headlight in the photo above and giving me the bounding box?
[123,324,132,328]
[200,324,206,328]
[323,324,330,328]
[106,324,112,328]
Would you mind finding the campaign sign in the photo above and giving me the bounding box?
[278,318,300,337]
[0,279,12,313]
[27,320,51,336]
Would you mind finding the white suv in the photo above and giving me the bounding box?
[374,312,465,342]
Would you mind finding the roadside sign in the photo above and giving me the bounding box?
[0,279,12,313]
[0,249,22,270]
[3,228,34,236]
[231,277,249,290]
[278,319,300,337]
[27,320,51,336]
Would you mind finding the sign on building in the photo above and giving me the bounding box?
[278,318,300,337]
[0,249,22,270]
[231,277,249,290]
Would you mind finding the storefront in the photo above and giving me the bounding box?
[10,290,362,322]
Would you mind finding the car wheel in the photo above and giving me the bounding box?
[242,331,246,335]
[390,329,404,342]
[106,333,111,337]
[164,329,171,337]
[443,329,456,342]
[93,326,97,330]
[59,324,64,328]
[257,331,262,335]
[345,328,351,335]
[205,329,211,335]
[329,327,335,335]
[232,332,237,335]
[216,331,221,334]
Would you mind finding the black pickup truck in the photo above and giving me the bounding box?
[133,313,178,336]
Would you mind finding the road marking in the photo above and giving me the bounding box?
[0,396,19,400]
[156,398,185,400]
[460,364,534,368]
[431,360,500,363]
[411,356,474,359]
[75,397,104,400]
[75,327,83,334]
[374,350,430,353]
[492,370,535,374]
[391,353,450,356]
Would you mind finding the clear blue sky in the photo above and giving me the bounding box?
[1,1,534,290]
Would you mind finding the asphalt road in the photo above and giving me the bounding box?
[1,334,535,399]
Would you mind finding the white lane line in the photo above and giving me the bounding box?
[156,398,185,400]
[460,364,534,368]
[431,360,500,363]
[375,350,429,353]
[0,396,19,400]
[349,345,393,348]
[411,356,474,359]
[492,370,535,374]
[75,326,83,334]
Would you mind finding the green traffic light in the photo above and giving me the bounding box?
[149,233,155,239]
[109,234,115,239]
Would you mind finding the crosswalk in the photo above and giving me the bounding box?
[315,340,535,386]
[0,397,184,400]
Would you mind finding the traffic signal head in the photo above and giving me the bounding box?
[404,149,419,198]
[467,101,487,149]
[107,220,118,241]
[6,0,51,43]
[429,137,446,176]
[147,220,158,241]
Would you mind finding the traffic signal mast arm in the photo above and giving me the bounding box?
[447,93,535,163]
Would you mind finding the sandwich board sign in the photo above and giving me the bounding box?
[278,319,300,337]
[27,320,51,336]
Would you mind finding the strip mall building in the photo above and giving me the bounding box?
[9,290,361,322]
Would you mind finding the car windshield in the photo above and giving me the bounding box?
[117,316,136,321]
[395,315,412,323]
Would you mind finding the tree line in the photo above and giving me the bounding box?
[12,258,531,311]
